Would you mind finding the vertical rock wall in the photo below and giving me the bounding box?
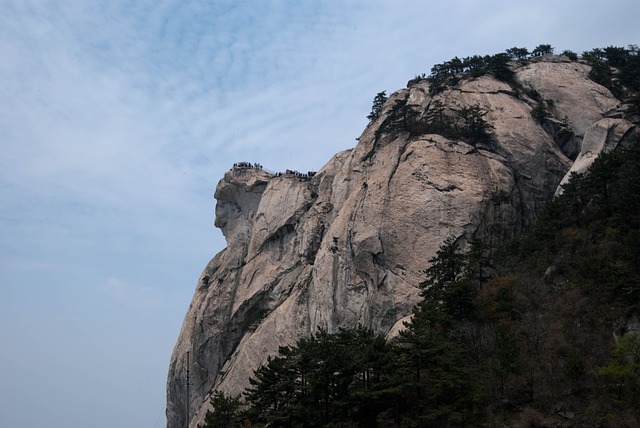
[167,58,634,428]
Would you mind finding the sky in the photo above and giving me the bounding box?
[0,1,638,427]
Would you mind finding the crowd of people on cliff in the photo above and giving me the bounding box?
[275,169,316,178]
[232,162,316,179]
[233,161,263,169]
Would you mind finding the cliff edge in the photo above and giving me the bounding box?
[167,56,635,428]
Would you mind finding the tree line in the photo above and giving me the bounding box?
[202,236,494,427]
[581,45,640,114]
[366,44,640,148]
[424,44,554,91]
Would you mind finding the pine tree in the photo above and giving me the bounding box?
[367,91,388,122]
[456,104,494,143]
[201,391,242,428]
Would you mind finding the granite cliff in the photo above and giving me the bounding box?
[166,55,636,428]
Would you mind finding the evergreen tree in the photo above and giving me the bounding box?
[487,52,514,81]
[400,307,476,426]
[201,391,242,428]
[420,236,468,300]
[243,327,399,427]
[456,104,494,143]
[603,45,630,67]
[531,44,554,56]
[423,99,456,137]
[397,237,484,425]
[467,238,495,288]
[367,91,388,122]
[466,55,487,76]
[378,97,420,136]
[505,46,529,61]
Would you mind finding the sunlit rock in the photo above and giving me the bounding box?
[166,57,633,428]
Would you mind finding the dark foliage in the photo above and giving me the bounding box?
[241,327,400,427]
[368,91,388,122]
[505,47,529,61]
[375,96,494,146]
[531,44,554,57]
[378,97,420,137]
[456,104,494,142]
[583,45,640,100]
[205,46,640,428]
[530,98,553,122]
[561,50,578,60]
[201,391,243,428]
[425,43,554,93]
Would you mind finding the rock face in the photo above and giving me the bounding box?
[166,57,635,428]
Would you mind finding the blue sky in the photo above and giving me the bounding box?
[1,1,638,427]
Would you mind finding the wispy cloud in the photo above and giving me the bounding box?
[1,1,639,427]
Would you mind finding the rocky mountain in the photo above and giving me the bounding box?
[166,55,636,428]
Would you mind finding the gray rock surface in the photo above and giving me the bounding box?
[556,118,636,194]
[166,57,634,428]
